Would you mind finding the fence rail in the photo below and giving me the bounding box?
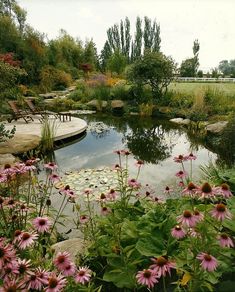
[174,77,235,83]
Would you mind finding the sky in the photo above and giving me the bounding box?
[18,0,235,71]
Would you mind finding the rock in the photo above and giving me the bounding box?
[68,85,76,92]
[39,93,57,99]
[170,118,191,125]
[111,100,124,109]
[51,238,88,261]
[0,154,18,167]
[206,121,228,134]
[87,100,107,110]
[0,134,41,154]
[180,119,191,125]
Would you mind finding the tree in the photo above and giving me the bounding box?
[127,51,175,98]
[218,59,235,77]
[107,50,127,75]
[83,39,98,71]
[180,39,200,77]
[99,41,112,72]
[131,16,142,61]
[143,17,161,53]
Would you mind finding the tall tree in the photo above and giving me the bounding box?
[192,39,200,76]
[143,17,161,52]
[131,16,142,61]
[99,41,112,72]
[180,39,200,77]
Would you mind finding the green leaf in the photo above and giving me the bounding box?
[103,265,136,289]
[136,233,164,256]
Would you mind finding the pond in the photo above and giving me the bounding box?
[54,114,218,190]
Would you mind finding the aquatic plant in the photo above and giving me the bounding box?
[40,116,57,153]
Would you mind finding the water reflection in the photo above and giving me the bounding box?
[53,114,220,189]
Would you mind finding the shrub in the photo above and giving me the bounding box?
[39,66,72,92]
[111,84,130,100]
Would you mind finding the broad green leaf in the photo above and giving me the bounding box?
[136,233,164,256]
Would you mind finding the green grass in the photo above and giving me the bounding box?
[169,82,235,95]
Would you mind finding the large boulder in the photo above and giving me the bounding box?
[0,134,40,154]
[0,154,18,167]
[51,238,88,261]
[206,121,228,134]
[87,100,107,110]
[111,100,124,109]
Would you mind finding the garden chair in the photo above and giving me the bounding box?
[24,99,60,121]
[7,101,34,123]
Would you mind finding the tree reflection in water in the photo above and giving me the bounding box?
[124,117,175,164]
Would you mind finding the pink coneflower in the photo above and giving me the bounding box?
[136,269,158,288]
[177,210,197,227]
[0,278,24,292]
[113,150,121,155]
[120,149,131,156]
[0,173,7,183]
[45,273,67,292]
[171,225,186,239]
[2,261,19,281]
[178,181,185,187]
[188,228,201,238]
[218,234,234,248]
[210,203,232,221]
[60,185,76,199]
[26,157,40,165]
[197,252,218,272]
[44,162,58,171]
[5,198,17,209]
[101,206,111,216]
[135,160,144,167]
[0,243,16,269]
[186,153,197,160]
[33,217,52,233]
[182,182,198,196]
[13,229,22,244]
[74,266,92,284]
[54,252,71,271]
[113,164,121,171]
[173,154,187,163]
[84,188,93,196]
[18,231,38,249]
[97,193,107,202]
[35,267,49,286]
[193,210,204,223]
[62,262,76,276]
[3,164,14,176]
[107,189,118,200]
[27,272,44,290]
[153,197,163,204]
[128,178,141,189]
[164,185,173,195]
[18,259,31,275]
[215,183,232,198]
[79,215,90,224]
[150,256,176,277]
[198,182,216,199]
[23,161,36,171]
[175,170,188,178]
[49,174,61,183]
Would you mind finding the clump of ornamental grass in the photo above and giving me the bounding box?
[40,116,57,153]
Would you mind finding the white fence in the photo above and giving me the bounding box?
[174,77,235,83]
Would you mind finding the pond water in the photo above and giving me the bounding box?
[54,114,218,190]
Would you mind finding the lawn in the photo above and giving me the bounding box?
[169,82,235,95]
